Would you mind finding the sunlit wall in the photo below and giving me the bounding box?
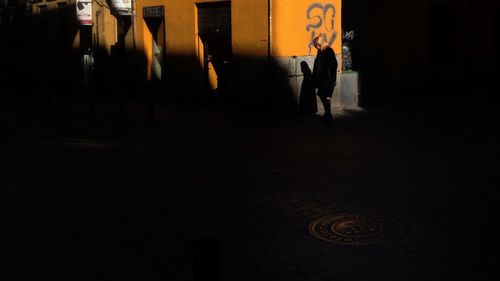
[271,0,342,58]
[133,0,343,108]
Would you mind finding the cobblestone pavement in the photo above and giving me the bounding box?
[2,97,499,281]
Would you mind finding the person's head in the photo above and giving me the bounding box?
[313,36,328,51]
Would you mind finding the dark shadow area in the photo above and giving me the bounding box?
[341,0,381,108]
[1,2,82,111]
[343,0,500,109]
[226,55,299,114]
[0,5,296,281]
[1,3,298,119]
[2,2,500,281]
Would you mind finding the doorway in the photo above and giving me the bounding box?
[144,6,166,83]
[196,1,232,98]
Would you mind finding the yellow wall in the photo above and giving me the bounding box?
[134,1,162,54]
[136,0,230,57]
[135,0,231,81]
[134,0,342,83]
[232,0,269,57]
[271,0,342,57]
[135,0,165,80]
[135,0,342,60]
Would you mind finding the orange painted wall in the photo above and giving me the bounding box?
[271,0,342,57]
[134,0,163,80]
[94,2,117,55]
[135,0,231,81]
[232,0,269,57]
[133,0,342,83]
[135,0,236,56]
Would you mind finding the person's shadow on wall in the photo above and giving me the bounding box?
[299,61,317,114]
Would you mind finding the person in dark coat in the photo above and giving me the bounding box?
[312,36,338,120]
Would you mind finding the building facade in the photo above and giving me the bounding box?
[132,0,344,110]
[3,0,498,110]
[2,1,347,111]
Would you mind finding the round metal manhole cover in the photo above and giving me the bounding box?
[309,214,406,245]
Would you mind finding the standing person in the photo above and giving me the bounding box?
[312,36,338,120]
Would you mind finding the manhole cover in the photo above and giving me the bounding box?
[309,214,405,245]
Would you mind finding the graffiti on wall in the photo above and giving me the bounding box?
[306,2,337,53]
[342,30,354,70]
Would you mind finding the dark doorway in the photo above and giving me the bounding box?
[196,1,232,99]
[144,6,166,83]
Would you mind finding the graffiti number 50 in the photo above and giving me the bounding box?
[306,3,337,53]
